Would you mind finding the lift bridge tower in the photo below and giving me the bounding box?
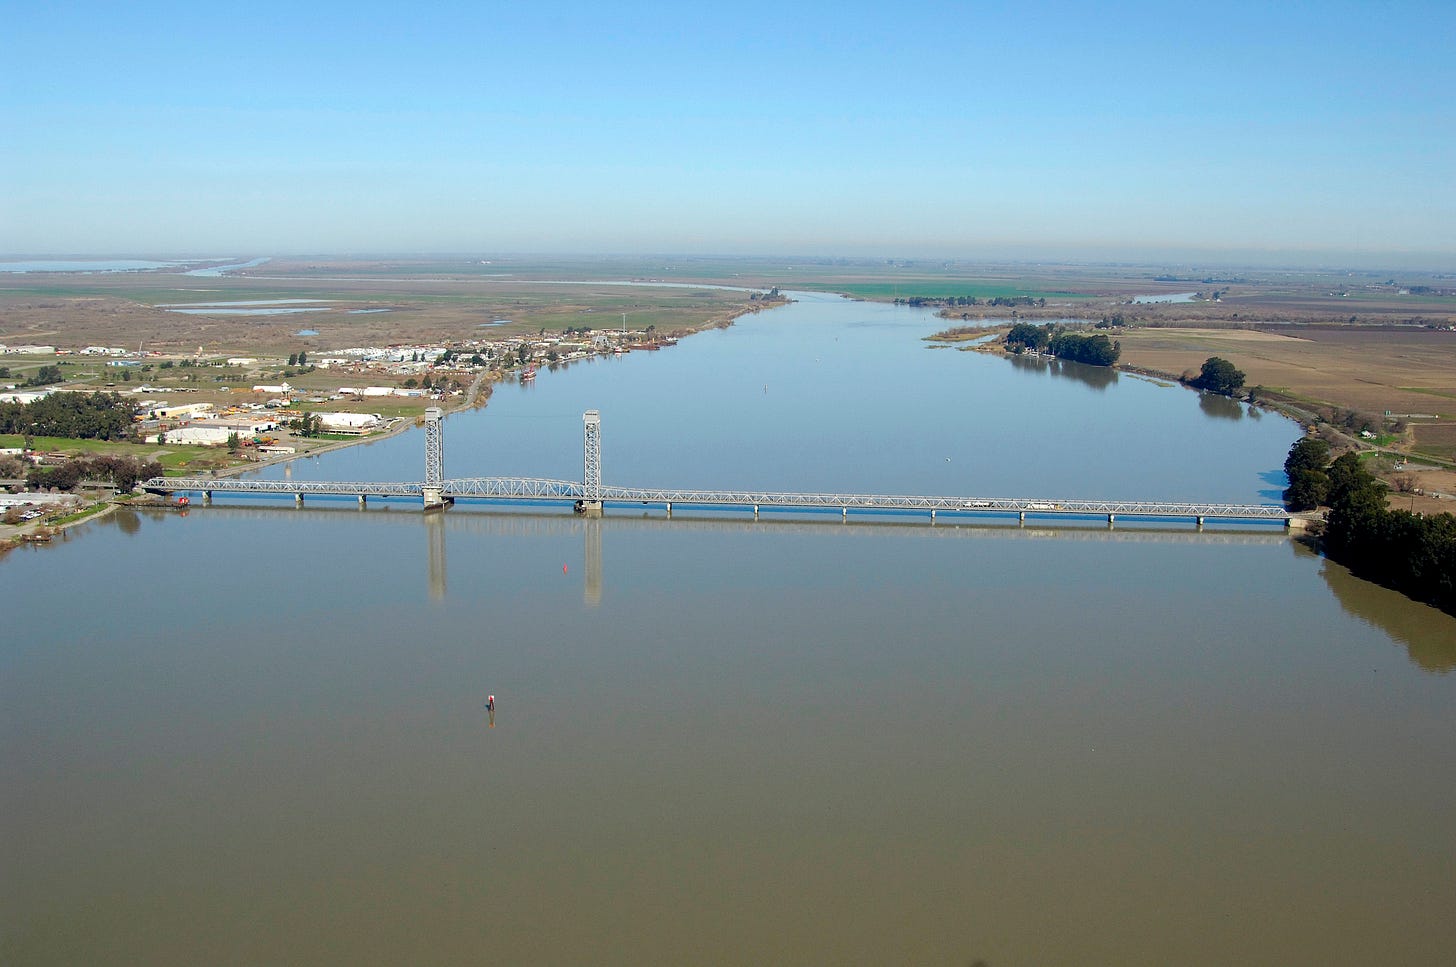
[577,409,603,516]
[423,406,447,509]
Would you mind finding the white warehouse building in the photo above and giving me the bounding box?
[316,412,383,433]
[146,426,235,446]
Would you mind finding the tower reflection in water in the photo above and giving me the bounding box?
[424,511,604,607]
[426,510,447,602]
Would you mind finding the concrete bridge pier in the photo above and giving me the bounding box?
[423,486,449,511]
[573,499,603,517]
[753,504,759,519]
[358,494,367,508]
[295,493,304,507]
[203,491,212,506]
[1196,515,1205,529]
[665,501,672,518]
[1019,511,1026,524]
[930,509,936,522]
[1107,513,1116,526]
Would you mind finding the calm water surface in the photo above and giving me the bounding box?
[0,259,184,273]
[4,294,1454,966]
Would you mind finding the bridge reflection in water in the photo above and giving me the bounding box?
[153,503,1291,606]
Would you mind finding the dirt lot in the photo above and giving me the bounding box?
[1389,466,1456,515]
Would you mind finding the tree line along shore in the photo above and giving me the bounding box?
[928,315,1456,618]
[1283,437,1455,617]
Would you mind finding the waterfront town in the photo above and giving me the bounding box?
[1,323,674,540]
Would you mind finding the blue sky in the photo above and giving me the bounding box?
[3,0,1452,266]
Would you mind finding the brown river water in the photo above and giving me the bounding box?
[4,293,1453,965]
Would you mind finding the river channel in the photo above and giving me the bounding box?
[4,293,1454,965]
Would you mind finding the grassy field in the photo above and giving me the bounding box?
[0,433,257,473]
[1111,326,1456,460]
[1112,327,1455,415]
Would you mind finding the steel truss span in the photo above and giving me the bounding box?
[595,486,1288,519]
[445,476,585,499]
[143,475,1287,521]
[142,400,1292,525]
[446,478,1287,521]
[144,477,423,497]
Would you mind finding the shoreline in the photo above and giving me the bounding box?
[0,497,120,555]
[3,298,784,550]
[929,326,1456,519]
[198,300,784,482]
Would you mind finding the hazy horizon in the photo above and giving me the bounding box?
[3,248,1450,276]
[4,1,1452,269]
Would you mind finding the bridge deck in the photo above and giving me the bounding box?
[144,475,1292,522]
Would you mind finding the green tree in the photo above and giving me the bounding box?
[1191,357,1245,395]
[1323,474,1389,559]
[1325,452,1376,505]
[1283,470,1329,510]
[297,351,307,366]
[1048,332,1121,366]
[1283,436,1333,511]
[1,391,136,440]
[30,459,84,491]
[1284,437,1331,478]
[26,365,63,387]
[288,353,298,366]
[226,432,241,453]
[1005,322,1050,353]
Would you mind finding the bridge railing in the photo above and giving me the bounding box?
[143,477,423,497]
[144,475,1290,520]
[437,476,1288,519]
